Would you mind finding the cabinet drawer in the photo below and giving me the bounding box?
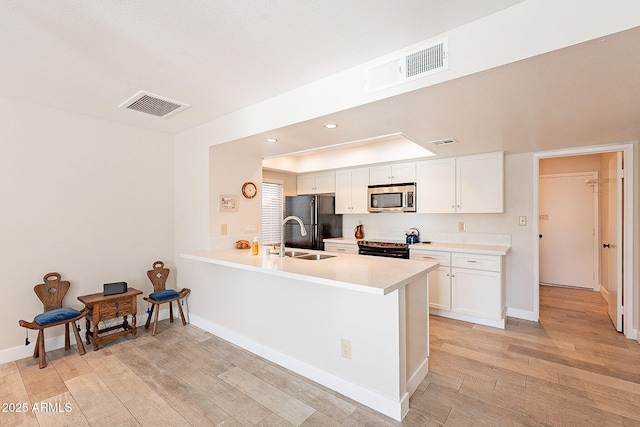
[97,298,133,321]
[452,253,501,272]
[324,243,358,254]
[410,250,450,265]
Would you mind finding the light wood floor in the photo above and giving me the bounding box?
[2,285,640,426]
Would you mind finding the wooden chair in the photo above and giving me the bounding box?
[143,261,190,336]
[19,272,88,368]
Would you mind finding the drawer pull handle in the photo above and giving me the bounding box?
[422,256,436,259]
[466,260,479,263]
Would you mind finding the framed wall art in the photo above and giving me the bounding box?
[219,194,239,212]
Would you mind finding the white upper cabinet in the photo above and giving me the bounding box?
[335,168,370,214]
[417,152,504,213]
[456,152,503,213]
[369,162,416,185]
[416,158,456,213]
[296,171,335,194]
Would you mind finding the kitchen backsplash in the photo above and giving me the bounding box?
[343,214,511,246]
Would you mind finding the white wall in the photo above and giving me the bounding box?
[173,2,640,325]
[209,145,263,249]
[0,97,174,358]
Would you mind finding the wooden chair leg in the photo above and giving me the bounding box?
[64,323,71,350]
[152,304,160,336]
[145,304,154,330]
[37,330,46,369]
[169,302,174,323]
[72,321,86,355]
[32,331,41,359]
[177,299,187,326]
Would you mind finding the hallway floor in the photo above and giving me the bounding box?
[2,285,639,426]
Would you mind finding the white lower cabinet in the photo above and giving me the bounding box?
[410,249,451,311]
[451,268,502,319]
[411,248,506,329]
[427,267,452,311]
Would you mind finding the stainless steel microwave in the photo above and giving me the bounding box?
[367,183,416,212]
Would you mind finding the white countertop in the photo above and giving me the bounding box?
[324,238,511,256]
[182,248,438,295]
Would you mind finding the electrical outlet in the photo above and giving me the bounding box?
[341,338,352,359]
[519,216,527,226]
[458,222,466,232]
[220,224,227,235]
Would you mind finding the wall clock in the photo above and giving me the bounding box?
[242,182,257,199]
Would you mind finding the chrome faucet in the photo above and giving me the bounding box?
[280,216,307,257]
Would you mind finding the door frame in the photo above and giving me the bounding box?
[539,171,599,290]
[533,142,636,340]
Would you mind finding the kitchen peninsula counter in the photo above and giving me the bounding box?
[181,248,437,421]
[182,248,438,295]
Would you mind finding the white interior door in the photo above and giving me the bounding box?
[539,172,598,289]
[605,153,623,331]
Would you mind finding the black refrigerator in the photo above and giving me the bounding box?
[284,195,342,250]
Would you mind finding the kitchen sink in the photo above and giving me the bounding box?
[284,251,308,257]
[295,253,336,260]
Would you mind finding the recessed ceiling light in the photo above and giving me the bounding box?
[324,123,338,129]
[266,138,278,143]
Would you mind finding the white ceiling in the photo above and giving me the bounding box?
[1,0,522,134]
[3,1,640,163]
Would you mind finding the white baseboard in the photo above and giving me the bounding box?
[430,308,506,329]
[1,308,172,365]
[189,313,407,421]
[506,307,538,322]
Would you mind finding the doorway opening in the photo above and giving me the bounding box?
[539,170,599,290]
[533,143,635,339]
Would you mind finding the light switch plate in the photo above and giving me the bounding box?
[458,222,466,232]
[244,224,258,233]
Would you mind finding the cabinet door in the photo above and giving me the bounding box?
[456,152,504,213]
[416,158,456,213]
[451,268,502,319]
[314,171,335,194]
[296,174,316,195]
[350,168,370,214]
[334,170,352,214]
[369,165,391,185]
[391,162,416,183]
[429,267,451,310]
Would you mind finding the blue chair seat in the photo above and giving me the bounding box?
[34,307,82,326]
[149,289,180,301]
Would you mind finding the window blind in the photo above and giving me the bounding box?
[261,181,284,245]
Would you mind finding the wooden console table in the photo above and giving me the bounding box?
[77,288,143,350]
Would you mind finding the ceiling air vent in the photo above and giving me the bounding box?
[119,91,190,119]
[405,38,449,80]
[365,37,449,93]
[428,138,458,146]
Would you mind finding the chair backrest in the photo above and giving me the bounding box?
[33,272,70,312]
[147,261,170,293]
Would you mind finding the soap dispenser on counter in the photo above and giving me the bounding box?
[251,237,259,255]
